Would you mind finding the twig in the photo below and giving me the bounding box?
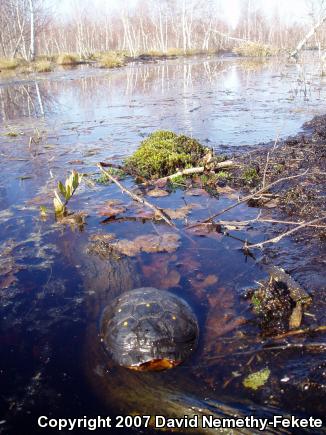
[205,342,326,362]
[246,216,326,250]
[97,163,175,228]
[257,218,326,228]
[262,129,281,188]
[156,160,235,183]
[272,325,326,340]
[99,161,148,183]
[187,169,309,229]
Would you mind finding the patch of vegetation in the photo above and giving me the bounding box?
[243,368,270,390]
[99,52,125,68]
[57,53,79,66]
[142,50,166,58]
[5,129,19,137]
[125,130,209,179]
[216,170,231,180]
[53,170,83,215]
[33,60,53,72]
[241,167,260,185]
[233,42,278,57]
[0,58,21,70]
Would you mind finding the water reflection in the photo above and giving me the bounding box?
[0,81,58,120]
[0,56,325,149]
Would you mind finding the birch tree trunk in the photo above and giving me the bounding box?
[290,15,326,59]
[28,0,35,61]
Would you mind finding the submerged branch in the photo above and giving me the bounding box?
[187,169,309,228]
[97,163,176,228]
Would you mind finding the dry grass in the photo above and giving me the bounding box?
[33,60,53,72]
[56,53,79,65]
[233,42,278,57]
[99,52,125,68]
[0,58,21,70]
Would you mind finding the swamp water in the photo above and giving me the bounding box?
[0,54,326,434]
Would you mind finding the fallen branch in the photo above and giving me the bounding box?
[245,216,326,250]
[290,15,326,59]
[97,163,175,227]
[99,161,148,183]
[156,160,235,183]
[211,29,255,43]
[272,325,326,340]
[187,169,309,228]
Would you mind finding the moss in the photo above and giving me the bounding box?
[125,131,209,179]
[216,170,231,180]
[57,53,79,65]
[242,167,260,185]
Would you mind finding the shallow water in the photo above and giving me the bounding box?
[0,54,325,434]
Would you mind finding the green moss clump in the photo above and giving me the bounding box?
[125,130,209,179]
[242,167,260,185]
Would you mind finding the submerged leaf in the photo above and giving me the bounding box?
[147,188,169,197]
[185,188,208,196]
[111,233,181,257]
[243,368,271,390]
[164,205,193,220]
[97,201,126,217]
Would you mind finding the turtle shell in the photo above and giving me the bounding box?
[100,287,199,371]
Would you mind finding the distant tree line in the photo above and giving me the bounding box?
[0,0,325,59]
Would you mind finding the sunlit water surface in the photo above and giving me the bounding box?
[0,54,325,434]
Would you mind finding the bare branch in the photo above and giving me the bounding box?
[97,163,175,228]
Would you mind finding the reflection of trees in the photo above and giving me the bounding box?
[0,81,57,121]
[61,59,232,104]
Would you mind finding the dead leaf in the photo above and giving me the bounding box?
[185,188,209,196]
[147,188,169,197]
[97,200,126,217]
[154,179,168,188]
[89,233,117,242]
[69,159,84,165]
[112,233,180,257]
[187,223,222,239]
[215,185,238,199]
[164,205,193,220]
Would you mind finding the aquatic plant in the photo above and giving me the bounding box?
[243,368,270,390]
[53,170,83,215]
[241,167,260,185]
[125,130,209,179]
[57,53,79,65]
